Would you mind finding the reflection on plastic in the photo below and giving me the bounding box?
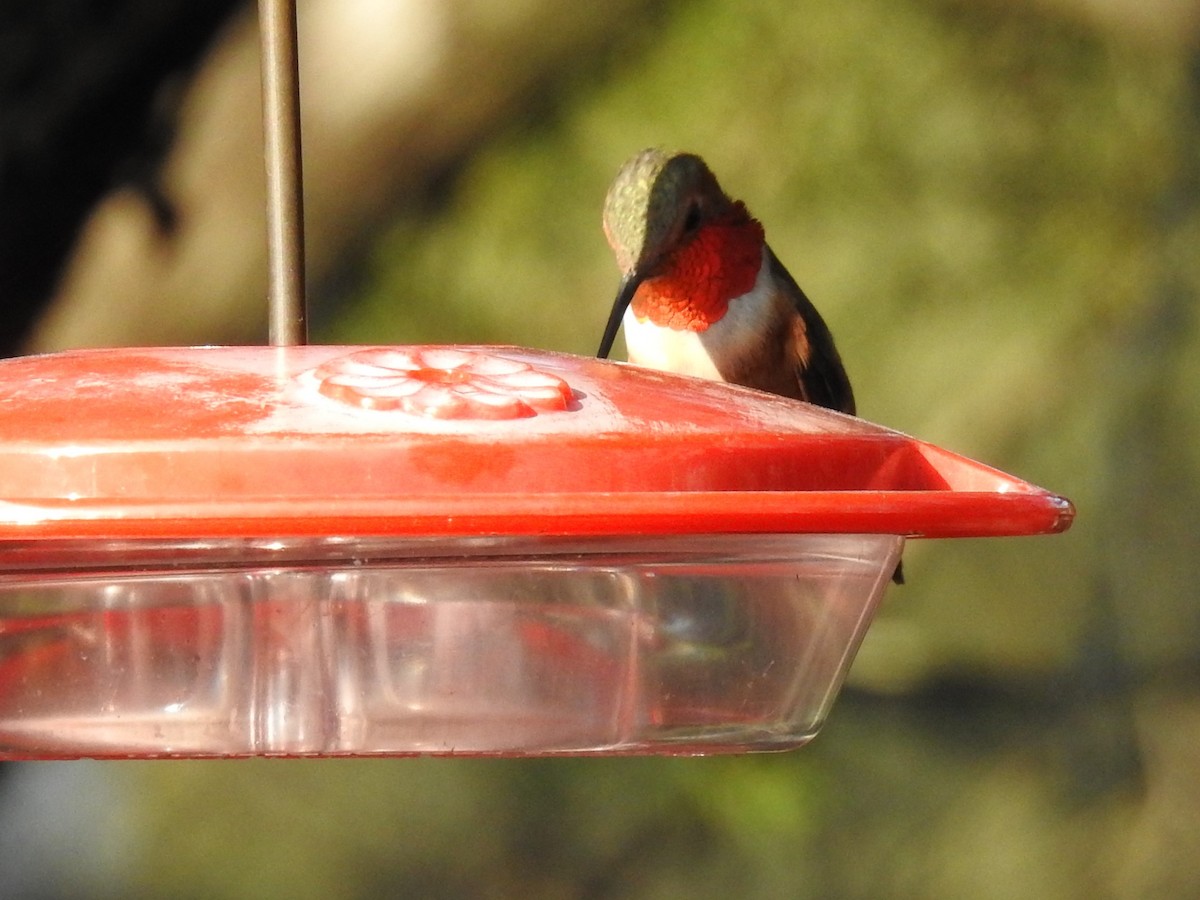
[0,534,901,758]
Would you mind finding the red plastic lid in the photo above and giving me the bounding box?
[0,345,1073,541]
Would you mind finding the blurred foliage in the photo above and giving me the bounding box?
[0,0,242,353]
[126,756,818,899]
[42,0,1200,897]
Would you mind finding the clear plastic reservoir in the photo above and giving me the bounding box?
[0,534,901,757]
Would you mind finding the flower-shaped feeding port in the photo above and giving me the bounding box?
[309,347,573,419]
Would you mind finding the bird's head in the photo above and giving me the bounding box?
[597,149,761,357]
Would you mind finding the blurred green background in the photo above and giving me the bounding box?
[1,0,1198,896]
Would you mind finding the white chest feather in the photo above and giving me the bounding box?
[622,249,776,381]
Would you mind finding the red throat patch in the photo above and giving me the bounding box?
[631,204,765,331]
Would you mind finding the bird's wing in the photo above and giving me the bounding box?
[766,247,857,416]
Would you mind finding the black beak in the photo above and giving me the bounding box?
[597,274,642,359]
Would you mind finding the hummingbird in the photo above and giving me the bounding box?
[597,148,855,413]
[597,148,903,583]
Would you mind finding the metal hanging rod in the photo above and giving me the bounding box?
[258,0,308,346]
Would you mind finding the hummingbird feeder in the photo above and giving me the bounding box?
[0,1,1073,759]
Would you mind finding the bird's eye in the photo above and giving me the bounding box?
[683,202,702,233]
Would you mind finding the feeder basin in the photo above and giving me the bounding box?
[0,346,1071,757]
